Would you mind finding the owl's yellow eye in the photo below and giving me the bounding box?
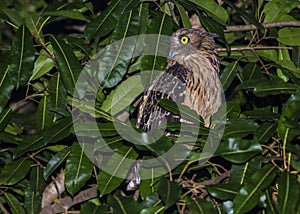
[180,36,189,44]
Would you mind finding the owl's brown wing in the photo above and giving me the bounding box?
[136,63,189,131]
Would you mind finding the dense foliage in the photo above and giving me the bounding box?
[0,0,300,213]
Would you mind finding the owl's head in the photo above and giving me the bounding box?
[168,28,218,60]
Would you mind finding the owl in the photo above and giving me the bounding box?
[127,28,222,191]
[136,28,222,131]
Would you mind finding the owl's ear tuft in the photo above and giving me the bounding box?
[204,32,219,39]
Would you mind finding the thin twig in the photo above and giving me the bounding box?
[217,46,292,52]
[0,202,10,214]
[225,20,300,32]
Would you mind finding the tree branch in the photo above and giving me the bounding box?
[217,46,293,52]
[225,21,300,32]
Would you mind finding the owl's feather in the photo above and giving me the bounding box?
[136,62,189,131]
[137,28,221,130]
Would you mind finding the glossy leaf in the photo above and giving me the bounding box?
[220,61,239,91]
[36,95,55,130]
[278,92,300,141]
[30,166,46,194]
[278,171,300,213]
[253,80,299,97]
[9,25,35,89]
[4,193,26,214]
[50,35,82,94]
[14,117,73,158]
[29,48,54,81]
[44,147,71,179]
[158,99,204,124]
[215,138,262,163]
[24,185,42,214]
[98,9,140,88]
[223,120,258,138]
[186,197,216,214]
[188,0,228,24]
[175,2,191,28]
[0,157,32,185]
[0,107,12,131]
[107,192,142,213]
[101,75,144,114]
[141,13,173,81]
[84,0,138,39]
[233,164,277,213]
[48,72,68,118]
[206,184,238,200]
[97,146,138,196]
[223,0,264,32]
[263,0,299,22]
[0,65,14,113]
[0,8,23,27]
[158,178,181,208]
[42,10,89,22]
[254,122,276,143]
[65,142,93,196]
[277,27,300,46]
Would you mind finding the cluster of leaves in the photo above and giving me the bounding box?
[0,0,300,213]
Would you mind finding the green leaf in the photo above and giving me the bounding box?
[73,121,121,138]
[158,99,204,124]
[29,48,54,81]
[101,75,144,114]
[24,184,42,214]
[138,2,149,35]
[107,192,142,213]
[278,171,300,213]
[277,27,300,46]
[0,107,12,132]
[10,25,35,89]
[278,92,300,141]
[236,157,263,185]
[292,46,300,69]
[4,193,26,214]
[253,80,299,97]
[84,0,138,39]
[263,0,299,22]
[50,35,82,94]
[233,164,277,213]
[14,117,73,158]
[206,184,238,200]
[0,65,15,113]
[140,192,160,208]
[42,10,89,22]
[188,0,228,24]
[198,12,227,44]
[65,142,93,196]
[158,178,181,208]
[0,8,23,27]
[44,147,71,180]
[141,13,173,82]
[186,197,216,214]
[254,122,276,143]
[223,0,264,32]
[30,166,46,194]
[36,95,55,130]
[175,2,191,28]
[98,9,141,88]
[48,72,68,117]
[223,120,259,138]
[215,138,262,163]
[81,202,108,214]
[0,157,32,185]
[97,146,138,196]
[220,61,239,91]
